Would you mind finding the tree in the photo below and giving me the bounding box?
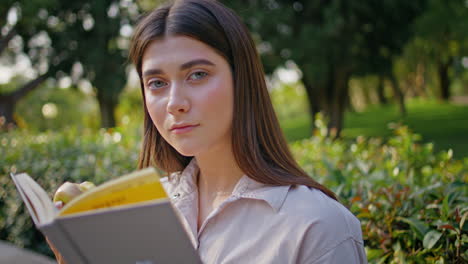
[414,0,468,101]
[350,1,426,116]
[52,0,136,128]
[0,0,139,129]
[0,0,64,130]
[227,0,424,137]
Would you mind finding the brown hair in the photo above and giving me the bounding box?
[129,0,337,200]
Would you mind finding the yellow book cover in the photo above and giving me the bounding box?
[59,167,167,216]
[10,168,202,264]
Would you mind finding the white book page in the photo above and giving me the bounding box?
[11,173,40,225]
[11,173,57,225]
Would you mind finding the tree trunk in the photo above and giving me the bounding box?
[97,91,118,128]
[302,74,322,131]
[388,72,406,116]
[0,95,15,130]
[97,98,117,129]
[0,74,48,130]
[301,64,351,138]
[437,60,451,101]
[327,67,350,139]
[94,70,124,129]
[377,75,387,104]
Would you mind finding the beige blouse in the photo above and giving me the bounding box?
[161,159,367,264]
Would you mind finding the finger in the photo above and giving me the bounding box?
[54,201,64,209]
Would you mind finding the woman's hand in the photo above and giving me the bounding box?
[53,182,85,204]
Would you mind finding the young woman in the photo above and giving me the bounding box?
[50,0,367,263]
[129,0,366,263]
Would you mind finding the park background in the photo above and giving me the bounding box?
[0,0,467,263]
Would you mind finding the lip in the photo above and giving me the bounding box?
[170,124,199,134]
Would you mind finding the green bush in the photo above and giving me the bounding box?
[0,127,141,256]
[0,119,467,262]
[292,117,468,263]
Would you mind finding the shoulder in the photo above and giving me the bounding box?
[280,186,366,263]
[283,185,361,232]
[282,186,363,246]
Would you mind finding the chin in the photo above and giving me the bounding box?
[173,145,200,157]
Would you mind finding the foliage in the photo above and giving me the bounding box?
[1,116,467,262]
[410,0,468,100]
[0,127,140,256]
[14,84,99,131]
[226,0,425,135]
[1,0,141,128]
[270,82,309,121]
[414,0,468,62]
[292,116,468,263]
[6,82,143,132]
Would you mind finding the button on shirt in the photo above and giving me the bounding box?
[161,159,367,264]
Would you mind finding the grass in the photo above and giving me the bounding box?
[279,99,468,159]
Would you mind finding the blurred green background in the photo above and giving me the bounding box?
[1,0,467,263]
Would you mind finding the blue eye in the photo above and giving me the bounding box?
[148,80,167,90]
[189,71,208,81]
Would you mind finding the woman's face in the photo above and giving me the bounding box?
[141,36,234,157]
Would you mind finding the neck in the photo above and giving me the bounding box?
[195,143,244,196]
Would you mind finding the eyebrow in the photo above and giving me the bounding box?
[142,59,216,79]
[180,59,215,70]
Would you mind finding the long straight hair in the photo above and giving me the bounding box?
[129,0,337,200]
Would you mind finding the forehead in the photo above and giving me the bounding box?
[141,36,223,71]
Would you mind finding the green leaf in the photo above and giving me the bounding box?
[442,195,449,219]
[365,248,384,261]
[423,230,442,249]
[397,217,429,240]
[461,211,468,230]
[409,182,442,199]
[462,234,468,243]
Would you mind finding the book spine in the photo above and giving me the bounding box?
[40,222,88,264]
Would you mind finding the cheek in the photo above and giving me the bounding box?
[202,78,234,118]
[145,94,166,132]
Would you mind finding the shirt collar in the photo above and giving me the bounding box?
[165,158,291,212]
[163,158,199,199]
[233,175,291,212]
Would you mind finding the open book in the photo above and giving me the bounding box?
[11,168,201,264]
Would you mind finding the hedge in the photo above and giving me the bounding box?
[0,122,466,263]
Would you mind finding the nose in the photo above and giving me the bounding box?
[166,82,190,115]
